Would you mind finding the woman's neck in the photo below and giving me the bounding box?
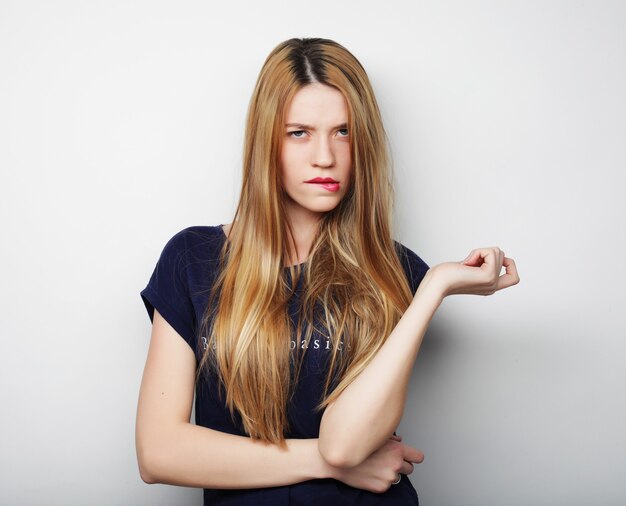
[283,209,322,267]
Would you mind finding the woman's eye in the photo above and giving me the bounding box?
[338,128,349,137]
[289,130,306,138]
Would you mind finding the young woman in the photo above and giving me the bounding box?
[136,37,519,505]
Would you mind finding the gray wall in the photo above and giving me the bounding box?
[1,1,624,504]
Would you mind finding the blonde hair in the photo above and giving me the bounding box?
[196,37,415,447]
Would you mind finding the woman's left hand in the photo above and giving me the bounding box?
[422,247,520,299]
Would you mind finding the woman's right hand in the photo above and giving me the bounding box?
[329,434,424,494]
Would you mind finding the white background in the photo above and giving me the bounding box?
[1,1,625,504]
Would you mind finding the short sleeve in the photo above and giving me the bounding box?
[140,229,196,347]
[395,241,430,295]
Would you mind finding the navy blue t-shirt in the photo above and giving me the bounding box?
[140,224,430,506]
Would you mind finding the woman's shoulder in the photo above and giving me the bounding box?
[166,223,225,241]
[393,239,430,294]
[158,224,228,266]
[164,224,226,245]
[393,239,428,266]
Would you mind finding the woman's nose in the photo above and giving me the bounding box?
[312,137,335,168]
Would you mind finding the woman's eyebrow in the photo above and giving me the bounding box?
[285,122,348,130]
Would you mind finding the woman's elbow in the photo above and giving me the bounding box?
[136,417,186,484]
[136,431,168,484]
[139,466,157,485]
[136,444,160,484]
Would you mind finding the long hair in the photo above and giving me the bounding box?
[196,37,415,447]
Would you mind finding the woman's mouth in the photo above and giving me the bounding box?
[305,177,340,192]
[306,182,340,192]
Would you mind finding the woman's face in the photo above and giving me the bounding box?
[279,83,352,225]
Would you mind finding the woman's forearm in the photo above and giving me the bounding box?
[318,273,443,468]
[138,423,334,488]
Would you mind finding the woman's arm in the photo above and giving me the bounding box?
[317,270,443,468]
[136,309,333,488]
[318,248,519,468]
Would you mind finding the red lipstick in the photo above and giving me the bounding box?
[305,177,340,192]
[305,177,339,183]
